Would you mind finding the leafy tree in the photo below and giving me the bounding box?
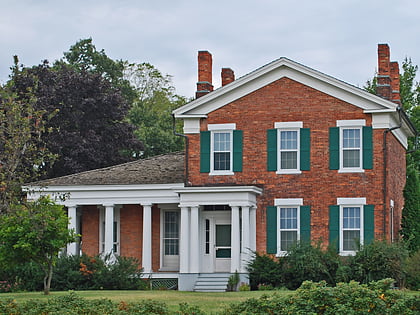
[57,38,136,105]
[125,63,187,158]
[0,61,56,212]
[10,61,143,178]
[0,196,76,294]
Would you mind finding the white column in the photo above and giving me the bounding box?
[142,203,153,274]
[190,206,200,273]
[241,206,250,272]
[67,205,77,256]
[250,206,257,252]
[231,206,241,273]
[179,206,190,273]
[104,204,114,256]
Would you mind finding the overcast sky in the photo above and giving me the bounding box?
[1,0,419,98]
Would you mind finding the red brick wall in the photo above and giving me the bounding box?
[187,77,395,252]
[120,204,142,261]
[152,205,161,272]
[81,205,99,256]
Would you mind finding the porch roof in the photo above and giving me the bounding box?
[29,151,185,186]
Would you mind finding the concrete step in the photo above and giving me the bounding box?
[194,273,230,292]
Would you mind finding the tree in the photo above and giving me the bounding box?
[0,61,56,212]
[11,61,143,178]
[125,63,187,158]
[0,196,76,295]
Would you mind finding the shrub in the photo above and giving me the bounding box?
[348,240,408,287]
[247,252,282,290]
[223,279,420,314]
[0,261,44,292]
[404,249,420,290]
[279,241,340,289]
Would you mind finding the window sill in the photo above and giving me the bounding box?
[338,168,364,173]
[276,170,302,175]
[209,171,234,176]
[339,251,356,256]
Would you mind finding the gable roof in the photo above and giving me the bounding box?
[28,151,184,186]
[173,57,399,117]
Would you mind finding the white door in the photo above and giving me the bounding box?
[214,222,231,272]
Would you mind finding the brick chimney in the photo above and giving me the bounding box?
[390,61,401,104]
[376,44,400,105]
[221,68,235,86]
[196,51,213,99]
[377,44,391,100]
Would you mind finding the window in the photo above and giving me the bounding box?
[213,131,232,172]
[266,199,311,256]
[163,211,179,255]
[99,207,120,255]
[329,120,372,172]
[329,198,374,256]
[279,207,298,251]
[267,122,310,174]
[200,123,243,174]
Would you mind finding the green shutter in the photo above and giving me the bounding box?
[267,129,277,171]
[300,205,311,242]
[363,126,373,170]
[300,128,310,171]
[329,127,339,170]
[266,206,277,254]
[233,130,243,172]
[329,205,340,252]
[364,205,374,245]
[200,131,210,173]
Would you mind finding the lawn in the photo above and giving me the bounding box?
[0,290,292,313]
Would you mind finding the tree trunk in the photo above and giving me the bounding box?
[43,262,53,295]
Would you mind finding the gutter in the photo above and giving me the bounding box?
[172,114,190,186]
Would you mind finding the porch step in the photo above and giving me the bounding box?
[194,273,230,292]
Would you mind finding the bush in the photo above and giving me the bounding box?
[405,249,420,290]
[247,252,283,290]
[223,279,420,314]
[348,240,408,287]
[0,261,44,292]
[279,241,340,289]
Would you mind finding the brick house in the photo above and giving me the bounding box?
[26,44,417,291]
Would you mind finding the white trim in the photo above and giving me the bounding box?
[183,118,201,134]
[274,121,303,129]
[336,119,366,127]
[337,197,366,205]
[274,198,303,206]
[208,123,236,131]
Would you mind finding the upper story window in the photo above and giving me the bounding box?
[329,120,373,173]
[200,123,243,175]
[267,122,310,174]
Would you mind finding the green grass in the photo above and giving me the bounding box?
[0,290,292,313]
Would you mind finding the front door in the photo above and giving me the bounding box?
[215,223,231,272]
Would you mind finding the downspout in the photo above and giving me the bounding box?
[383,106,402,240]
[172,114,190,186]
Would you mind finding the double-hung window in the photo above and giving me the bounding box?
[329,120,373,172]
[267,122,310,174]
[329,198,374,256]
[266,199,311,256]
[200,123,243,174]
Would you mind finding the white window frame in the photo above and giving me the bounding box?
[275,198,303,256]
[274,122,302,174]
[208,123,236,175]
[337,120,365,173]
[99,206,120,255]
[337,198,365,256]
